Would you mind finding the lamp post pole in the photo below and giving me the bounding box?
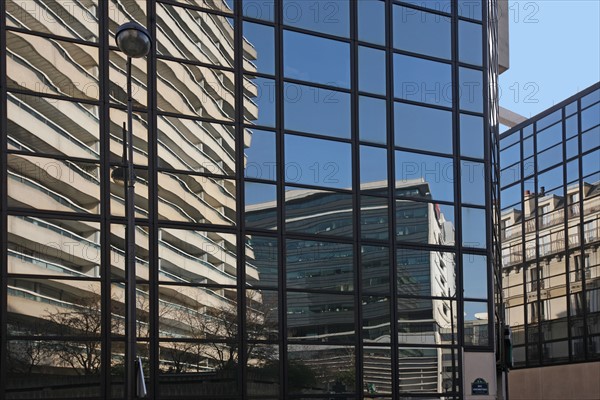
[115,22,151,399]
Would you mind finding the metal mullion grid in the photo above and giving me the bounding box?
[143,1,160,398]
[233,1,248,397]
[532,120,543,366]
[0,0,9,393]
[274,0,287,398]
[480,0,495,356]
[560,105,574,362]
[450,0,463,394]
[384,0,400,398]
[575,96,589,362]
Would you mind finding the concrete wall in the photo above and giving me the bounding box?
[508,362,600,400]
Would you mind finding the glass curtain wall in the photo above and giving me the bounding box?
[500,83,600,368]
[0,0,496,398]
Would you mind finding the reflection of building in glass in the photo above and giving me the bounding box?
[247,180,458,394]
[0,0,506,398]
[499,83,600,399]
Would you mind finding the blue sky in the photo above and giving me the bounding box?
[499,1,600,119]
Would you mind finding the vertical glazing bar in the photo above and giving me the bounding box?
[0,0,8,396]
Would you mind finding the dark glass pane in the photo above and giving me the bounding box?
[287,345,355,394]
[246,181,277,229]
[460,113,484,159]
[245,129,276,180]
[6,340,101,398]
[463,254,488,300]
[362,245,390,293]
[395,151,455,202]
[459,20,483,66]
[398,347,458,393]
[363,347,392,395]
[246,235,278,288]
[359,46,386,95]
[245,76,276,127]
[282,0,350,37]
[284,82,351,139]
[244,21,275,75]
[458,0,483,20]
[361,145,388,190]
[394,54,453,108]
[393,5,451,59]
[459,67,483,113]
[363,296,391,342]
[247,344,280,396]
[361,196,389,241]
[395,102,453,154]
[359,95,387,144]
[284,30,350,88]
[287,292,355,342]
[285,187,353,237]
[284,134,352,189]
[286,239,353,292]
[358,0,385,45]
[461,160,486,206]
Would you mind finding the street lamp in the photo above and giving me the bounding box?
[114,21,151,399]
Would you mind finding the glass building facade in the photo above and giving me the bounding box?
[0,0,501,398]
[500,83,600,368]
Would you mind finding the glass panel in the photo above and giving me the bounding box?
[7,93,100,160]
[359,95,387,144]
[157,4,234,67]
[284,82,351,139]
[6,31,99,100]
[158,228,238,285]
[285,187,353,237]
[500,142,520,169]
[7,278,102,336]
[7,154,100,214]
[459,67,483,113]
[395,151,455,202]
[284,134,352,189]
[157,59,235,121]
[396,201,455,245]
[286,239,353,292]
[393,5,451,59]
[158,116,235,175]
[398,249,456,298]
[460,113,484,159]
[537,110,562,131]
[243,0,275,21]
[394,54,453,108]
[362,245,390,294]
[463,254,488,300]
[566,113,578,138]
[287,345,355,394]
[398,347,458,393]
[582,102,600,131]
[109,224,150,281]
[363,347,392,395]
[284,30,350,89]
[282,0,350,37]
[245,76,276,127]
[363,296,391,343]
[459,20,482,66]
[110,108,148,167]
[582,151,600,178]
[464,301,490,346]
[458,0,483,20]
[247,289,279,340]
[245,181,277,229]
[361,145,388,190]
[582,125,600,153]
[109,50,148,107]
[395,102,453,154]
[537,144,563,172]
[358,0,385,45]
[359,46,386,95]
[403,0,452,14]
[537,122,562,152]
[244,21,275,75]
[566,136,579,160]
[461,160,486,206]
[287,292,355,342]
[361,196,389,241]
[247,343,280,396]
[245,235,278,288]
[500,163,521,188]
[157,172,236,225]
[581,88,600,109]
[6,340,101,398]
[462,207,487,249]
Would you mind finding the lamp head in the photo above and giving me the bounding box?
[115,22,151,58]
